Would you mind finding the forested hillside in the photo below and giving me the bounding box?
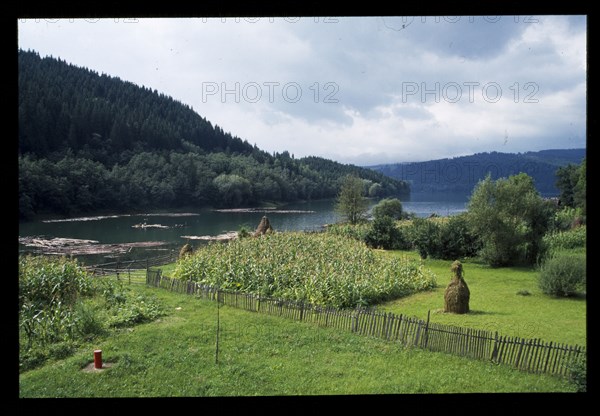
[370,149,586,195]
[18,50,408,219]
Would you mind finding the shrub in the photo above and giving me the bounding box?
[238,225,251,239]
[365,216,406,250]
[406,218,441,259]
[438,214,481,260]
[73,301,106,340]
[101,280,164,327]
[538,252,586,297]
[565,354,587,392]
[372,198,403,220]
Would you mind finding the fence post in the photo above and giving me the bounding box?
[491,331,499,361]
[515,338,526,369]
[414,319,422,347]
[542,341,553,374]
[423,310,431,349]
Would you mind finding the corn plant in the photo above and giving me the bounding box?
[174,232,437,308]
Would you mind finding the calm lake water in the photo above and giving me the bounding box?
[18,192,469,264]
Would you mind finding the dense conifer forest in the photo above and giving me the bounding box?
[18,50,408,219]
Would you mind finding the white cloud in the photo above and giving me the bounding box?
[17,15,586,164]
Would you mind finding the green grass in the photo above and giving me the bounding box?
[19,280,574,397]
[377,250,586,347]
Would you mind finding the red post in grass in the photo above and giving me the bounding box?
[94,350,103,369]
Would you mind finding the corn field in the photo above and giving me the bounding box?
[173,232,437,308]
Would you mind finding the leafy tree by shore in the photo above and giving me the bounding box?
[336,175,370,225]
[467,173,554,267]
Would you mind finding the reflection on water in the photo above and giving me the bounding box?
[19,192,468,264]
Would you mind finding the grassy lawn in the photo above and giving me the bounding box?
[19,278,575,397]
[377,250,586,347]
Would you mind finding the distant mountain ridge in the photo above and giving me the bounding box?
[369,149,586,195]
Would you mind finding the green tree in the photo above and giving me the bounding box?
[555,164,580,208]
[573,157,586,216]
[368,183,383,197]
[213,174,252,207]
[467,173,553,267]
[372,198,403,220]
[336,175,369,224]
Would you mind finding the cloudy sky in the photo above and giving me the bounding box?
[17,15,586,165]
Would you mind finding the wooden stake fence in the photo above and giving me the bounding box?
[145,269,586,378]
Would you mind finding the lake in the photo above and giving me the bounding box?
[18,192,469,264]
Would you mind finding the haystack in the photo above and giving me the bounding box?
[179,243,194,258]
[254,216,273,237]
[444,260,470,314]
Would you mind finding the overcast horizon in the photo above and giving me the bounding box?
[17,16,586,165]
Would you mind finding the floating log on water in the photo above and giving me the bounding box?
[43,215,128,223]
[42,212,199,223]
[213,208,315,214]
[19,236,100,247]
[143,213,199,217]
[181,231,238,241]
[18,236,167,255]
[132,223,170,229]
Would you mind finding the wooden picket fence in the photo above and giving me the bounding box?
[146,269,585,377]
[86,252,177,276]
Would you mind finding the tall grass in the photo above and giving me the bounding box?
[173,232,437,308]
[19,255,164,371]
[542,225,586,253]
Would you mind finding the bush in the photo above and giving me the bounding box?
[565,354,587,392]
[101,280,164,328]
[372,198,403,220]
[538,252,586,297]
[238,225,251,239]
[438,214,481,260]
[73,301,106,340]
[406,218,441,259]
[365,216,407,250]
